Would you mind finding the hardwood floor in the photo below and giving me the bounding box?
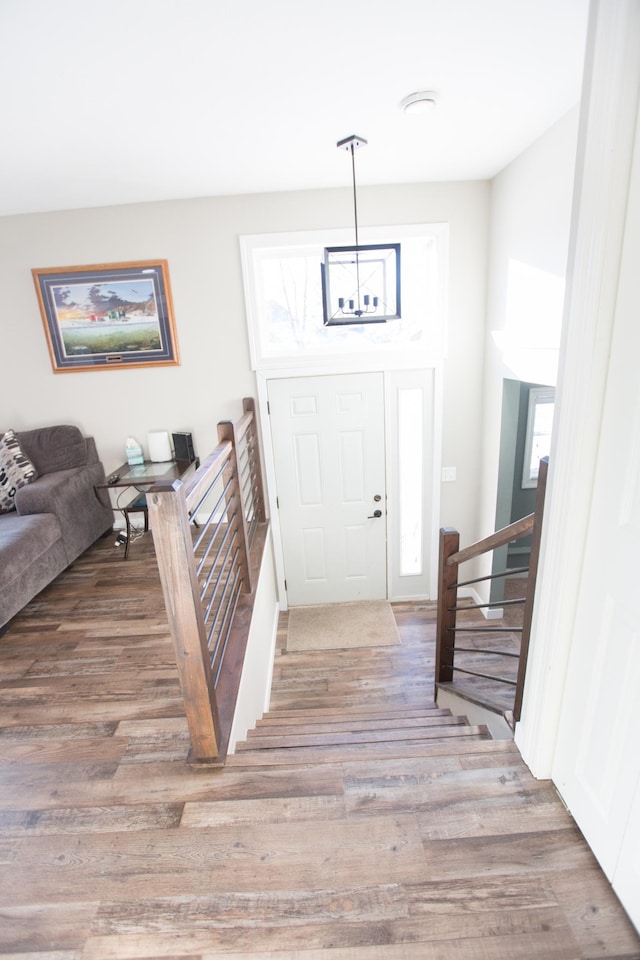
[0,533,638,959]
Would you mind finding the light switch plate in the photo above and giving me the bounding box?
[441,467,457,482]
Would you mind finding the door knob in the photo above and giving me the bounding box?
[368,509,382,518]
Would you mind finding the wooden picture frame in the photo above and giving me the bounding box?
[32,260,180,373]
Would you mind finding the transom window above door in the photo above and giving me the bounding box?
[240,224,449,370]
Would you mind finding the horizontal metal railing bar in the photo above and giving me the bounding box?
[196,510,230,579]
[183,441,232,512]
[199,520,236,602]
[238,451,251,483]
[454,567,529,588]
[210,569,243,677]
[193,475,234,555]
[189,467,226,525]
[239,474,251,503]
[213,579,243,686]
[206,547,241,648]
[210,576,238,666]
[451,625,523,633]
[240,473,252,505]
[198,481,229,530]
[454,646,520,658]
[449,598,526,613]
[203,534,238,623]
[445,665,517,685]
[248,512,258,545]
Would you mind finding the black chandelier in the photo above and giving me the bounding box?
[321,135,401,326]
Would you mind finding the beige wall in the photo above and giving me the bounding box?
[477,108,580,588]
[0,179,489,544]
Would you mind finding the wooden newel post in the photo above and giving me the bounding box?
[435,527,460,684]
[217,420,252,594]
[148,480,221,762]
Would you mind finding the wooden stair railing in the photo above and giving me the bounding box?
[435,457,548,723]
[147,398,267,765]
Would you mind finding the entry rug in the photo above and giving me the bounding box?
[287,600,400,652]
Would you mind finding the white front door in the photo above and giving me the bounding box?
[268,373,386,605]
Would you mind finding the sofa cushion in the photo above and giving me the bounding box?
[0,430,38,514]
[16,425,87,475]
[0,512,63,593]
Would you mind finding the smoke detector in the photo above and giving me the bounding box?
[400,91,439,115]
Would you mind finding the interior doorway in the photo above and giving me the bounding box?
[491,378,554,603]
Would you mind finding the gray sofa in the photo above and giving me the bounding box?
[0,425,114,629]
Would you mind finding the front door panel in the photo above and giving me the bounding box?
[268,373,386,605]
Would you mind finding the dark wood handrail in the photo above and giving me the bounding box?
[181,440,232,507]
[448,514,534,567]
[148,398,266,765]
[435,458,548,724]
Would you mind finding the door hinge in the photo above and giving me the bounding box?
[284,579,287,591]
[276,496,279,509]
[267,400,270,414]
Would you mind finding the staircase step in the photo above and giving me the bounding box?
[264,701,442,715]
[227,726,492,766]
[271,675,435,687]
[273,659,435,676]
[237,717,469,751]
[247,713,462,740]
[234,606,499,771]
[268,693,438,712]
[257,704,445,724]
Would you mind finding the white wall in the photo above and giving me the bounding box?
[228,527,279,752]
[476,109,580,590]
[516,1,640,930]
[0,180,488,546]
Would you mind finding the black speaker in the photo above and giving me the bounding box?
[172,431,196,463]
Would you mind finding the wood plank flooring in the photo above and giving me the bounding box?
[0,533,638,959]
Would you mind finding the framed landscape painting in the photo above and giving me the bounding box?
[32,260,180,373]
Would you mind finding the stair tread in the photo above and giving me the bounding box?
[264,702,440,714]
[227,728,494,767]
[267,696,440,713]
[233,607,502,770]
[251,714,457,737]
[237,718,470,751]
[256,706,449,726]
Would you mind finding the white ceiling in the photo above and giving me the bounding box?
[0,0,589,217]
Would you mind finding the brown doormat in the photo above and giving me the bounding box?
[287,600,400,652]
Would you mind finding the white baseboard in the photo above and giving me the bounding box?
[457,586,503,620]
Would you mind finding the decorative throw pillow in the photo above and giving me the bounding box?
[0,430,38,514]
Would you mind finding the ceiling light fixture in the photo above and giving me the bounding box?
[400,90,439,115]
[321,135,401,326]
